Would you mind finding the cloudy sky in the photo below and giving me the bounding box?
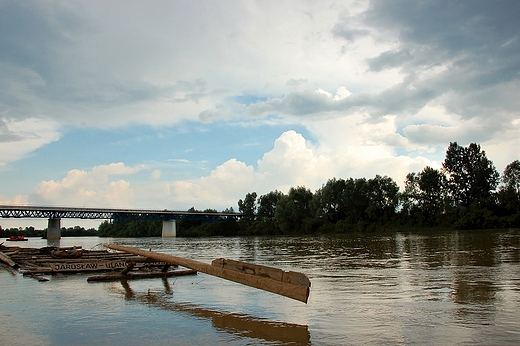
[1,0,520,228]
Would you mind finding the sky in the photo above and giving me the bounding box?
[1,0,520,228]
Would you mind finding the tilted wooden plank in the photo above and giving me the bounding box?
[104,244,310,303]
[211,258,311,287]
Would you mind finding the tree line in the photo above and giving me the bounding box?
[210,141,519,236]
[0,225,98,238]
[4,142,519,238]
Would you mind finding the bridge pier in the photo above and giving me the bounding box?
[162,220,176,238]
[47,218,61,240]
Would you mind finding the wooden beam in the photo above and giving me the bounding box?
[104,244,310,303]
[0,251,17,268]
[87,269,197,282]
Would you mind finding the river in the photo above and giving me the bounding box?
[1,229,520,345]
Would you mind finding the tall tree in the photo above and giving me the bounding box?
[418,166,445,218]
[238,192,257,221]
[312,178,347,223]
[442,142,499,207]
[501,160,520,193]
[498,160,520,214]
[366,175,399,222]
[343,178,371,224]
[275,186,313,233]
[257,190,284,217]
[401,172,420,216]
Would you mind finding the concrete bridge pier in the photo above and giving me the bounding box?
[47,218,61,240]
[162,220,176,238]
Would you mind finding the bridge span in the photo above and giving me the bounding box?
[0,205,243,240]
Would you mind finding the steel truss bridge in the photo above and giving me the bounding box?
[0,205,243,222]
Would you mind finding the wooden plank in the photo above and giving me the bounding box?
[104,244,311,303]
[211,258,311,287]
[0,251,17,268]
[86,269,197,282]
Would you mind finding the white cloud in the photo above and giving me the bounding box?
[28,163,144,207]
[0,118,60,167]
[257,130,332,190]
[158,129,439,210]
[165,159,257,209]
[151,169,162,180]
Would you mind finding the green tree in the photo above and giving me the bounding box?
[257,190,284,218]
[343,178,371,224]
[501,160,520,193]
[443,142,499,207]
[275,186,313,233]
[366,175,399,223]
[417,166,445,224]
[400,172,420,217]
[498,160,520,215]
[238,192,258,221]
[312,178,348,223]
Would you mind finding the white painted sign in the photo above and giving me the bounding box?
[48,260,166,272]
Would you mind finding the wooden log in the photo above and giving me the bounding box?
[30,273,50,282]
[22,268,55,275]
[86,269,197,282]
[0,251,17,268]
[104,244,311,303]
[121,261,136,275]
[161,264,171,272]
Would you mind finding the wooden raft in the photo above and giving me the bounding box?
[105,244,311,303]
[0,244,196,281]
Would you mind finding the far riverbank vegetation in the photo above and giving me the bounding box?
[2,142,519,238]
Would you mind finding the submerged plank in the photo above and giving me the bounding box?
[104,244,311,303]
[86,269,197,282]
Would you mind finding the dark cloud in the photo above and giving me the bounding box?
[0,1,87,120]
[0,1,86,83]
[245,1,520,124]
[0,1,182,122]
[246,79,438,120]
[363,0,520,119]
[332,25,369,42]
[364,0,520,56]
[366,49,412,72]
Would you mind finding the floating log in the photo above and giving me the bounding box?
[104,244,311,303]
[30,273,50,282]
[0,251,17,268]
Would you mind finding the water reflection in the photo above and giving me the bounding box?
[46,239,61,248]
[110,279,311,345]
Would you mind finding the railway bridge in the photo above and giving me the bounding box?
[0,205,242,240]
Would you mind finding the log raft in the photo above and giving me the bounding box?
[0,244,194,280]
